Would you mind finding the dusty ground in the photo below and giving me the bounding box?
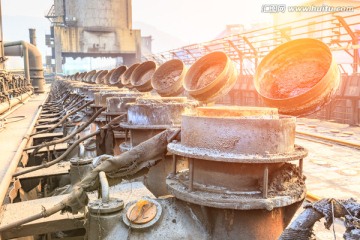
[292,118,360,239]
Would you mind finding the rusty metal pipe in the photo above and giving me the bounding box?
[25,107,105,151]
[14,130,100,177]
[28,28,36,46]
[4,41,45,92]
[0,201,65,233]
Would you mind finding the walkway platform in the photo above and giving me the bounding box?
[0,93,48,201]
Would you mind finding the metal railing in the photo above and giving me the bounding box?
[144,6,360,75]
[144,7,360,125]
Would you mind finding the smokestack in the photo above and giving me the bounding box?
[29,28,37,46]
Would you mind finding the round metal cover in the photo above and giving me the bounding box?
[122,198,162,229]
[70,157,93,166]
[88,198,124,214]
[126,199,157,224]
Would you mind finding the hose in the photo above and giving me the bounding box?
[279,198,360,240]
[14,114,125,177]
[14,130,100,177]
[31,100,94,136]
[25,107,106,152]
[2,128,180,233]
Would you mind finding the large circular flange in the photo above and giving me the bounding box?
[166,178,306,210]
[167,142,307,163]
[254,38,340,116]
[89,104,102,108]
[109,65,127,86]
[70,157,93,166]
[130,61,156,92]
[122,198,162,229]
[121,63,140,88]
[183,51,238,103]
[88,198,124,214]
[94,89,135,100]
[151,59,186,97]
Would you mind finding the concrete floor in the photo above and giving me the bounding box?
[295,118,360,199]
[291,119,360,240]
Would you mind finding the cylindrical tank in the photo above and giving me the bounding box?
[69,157,93,184]
[120,97,197,196]
[167,106,307,239]
[87,198,124,240]
[254,38,340,116]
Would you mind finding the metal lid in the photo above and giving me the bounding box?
[88,198,124,214]
[122,198,162,229]
[70,157,93,166]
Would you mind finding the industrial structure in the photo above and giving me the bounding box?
[45,0,142,73]
[0,0,360,240]
[145,5,360,125]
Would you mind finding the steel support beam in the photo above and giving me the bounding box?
[243,37,258,68]
[335,16,359,73]
[228,40,244,75]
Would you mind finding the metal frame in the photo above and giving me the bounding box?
[144,7,360,75]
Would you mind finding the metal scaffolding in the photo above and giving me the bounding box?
[144,7,360,75]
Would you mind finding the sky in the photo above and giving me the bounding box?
[0,0,290,51]
[0,0,332,72]
[0,0,274,71]
[132,0,274,45]
[4,0,357,50]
